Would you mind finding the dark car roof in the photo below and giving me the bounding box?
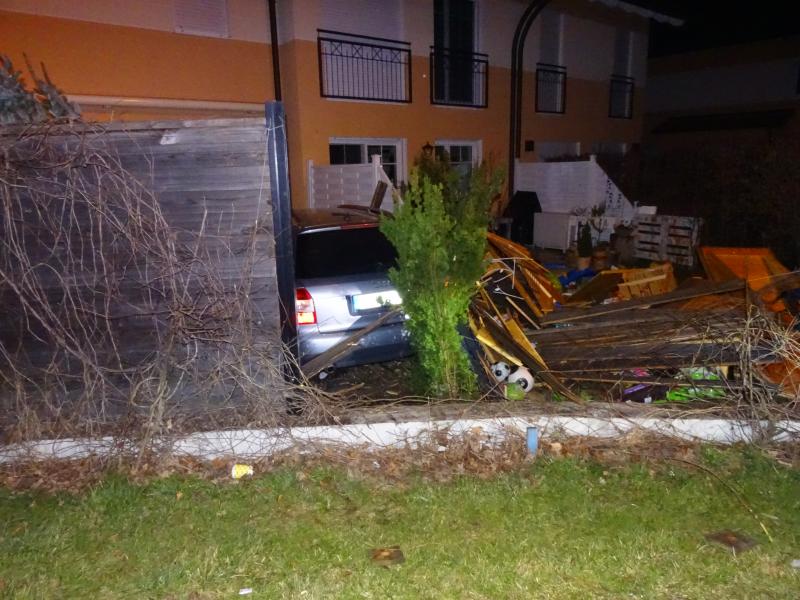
[292,206,382,231]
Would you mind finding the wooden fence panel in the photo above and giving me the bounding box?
[0,118,283,406]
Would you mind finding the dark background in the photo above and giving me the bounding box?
[646,0,800,57]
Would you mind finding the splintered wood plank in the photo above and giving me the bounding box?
[541,279,745,325]
[564,271,624,305]
[476,307,582,403]
[301,309,403,378]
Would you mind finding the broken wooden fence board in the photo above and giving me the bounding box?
[301,309,403,379]
[541,279,745,325]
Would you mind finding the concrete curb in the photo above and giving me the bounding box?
[1,416,798,463]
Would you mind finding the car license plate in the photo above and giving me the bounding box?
[352,290,402,311]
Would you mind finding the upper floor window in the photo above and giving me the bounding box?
[536,10,565,114]
[318,30,412,103]
[536,64,566,114]
[431,0,488,107]
[609,75,634,119]
[317,1,409,103]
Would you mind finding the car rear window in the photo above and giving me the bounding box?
[295,226,398,279]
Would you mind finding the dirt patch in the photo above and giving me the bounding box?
[314,359,421,399]
[4,432,795,495]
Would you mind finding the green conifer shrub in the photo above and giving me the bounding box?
[380,164,502,397]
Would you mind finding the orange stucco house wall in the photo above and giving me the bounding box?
[1,0,655,207]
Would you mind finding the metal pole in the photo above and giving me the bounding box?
[267,0,282,101]
[265,102,295,357]
[508,0,551,195]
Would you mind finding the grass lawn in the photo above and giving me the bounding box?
[1,447,799,599]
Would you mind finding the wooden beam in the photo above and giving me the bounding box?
[301,309,403,378]
[541,279,745,325]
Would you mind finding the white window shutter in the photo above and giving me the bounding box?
[540,10,563,65]
[613,29,633,76]
[321,0,402,40]
[175,0,229,38]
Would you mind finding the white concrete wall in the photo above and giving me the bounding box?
[524,11,646,84]
[515,157,633,217]
[480,0,526,68]
[278,0,648,78]
[564,14,615,80]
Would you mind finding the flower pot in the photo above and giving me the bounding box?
[565,244,578,269]
[591,249,608,271]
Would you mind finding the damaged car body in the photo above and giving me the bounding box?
[292,207,411,369]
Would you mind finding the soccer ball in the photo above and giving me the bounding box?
[491,361,511,382]
[507,367,534,392]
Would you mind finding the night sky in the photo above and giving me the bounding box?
[646,0,800,57]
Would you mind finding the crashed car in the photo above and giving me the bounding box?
[293,207,411,369]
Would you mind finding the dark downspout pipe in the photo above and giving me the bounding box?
[267,0,282,101]
[508,0,551,195]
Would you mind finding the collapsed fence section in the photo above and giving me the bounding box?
[0,118,290,439]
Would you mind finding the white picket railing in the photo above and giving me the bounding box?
[515,155,636,218]
[515,156,656,250]
[307,154,395,211]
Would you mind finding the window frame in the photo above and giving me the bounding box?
[328,137,408,186]
[433,139,482,166]
[535,63,567,114]
[608,75,635,119]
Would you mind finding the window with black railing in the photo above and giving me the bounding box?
[317,29,412,103]
[536,63,566,114]
[430,47,488,108]
[609,74,634,119]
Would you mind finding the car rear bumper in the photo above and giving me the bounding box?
[298,321,412,369]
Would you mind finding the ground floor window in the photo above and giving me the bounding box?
[328,138,404,186]
[434,139,482,179]
[537,141,580,161]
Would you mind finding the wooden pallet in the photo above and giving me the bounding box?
[616,263,677,299]
[633,215,703,266]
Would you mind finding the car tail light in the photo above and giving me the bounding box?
[295,288,316,325]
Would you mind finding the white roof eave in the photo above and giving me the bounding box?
[588,0,685,27]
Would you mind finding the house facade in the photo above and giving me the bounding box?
[1,0,677,207]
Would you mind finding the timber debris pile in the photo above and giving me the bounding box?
[469,236,800,405]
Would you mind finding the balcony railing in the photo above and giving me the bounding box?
[317,29,412,103]
[609,75,634,119]
[536,63,566,114]
[430,47,489,108]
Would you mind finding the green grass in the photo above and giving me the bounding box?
[1,449,799,599]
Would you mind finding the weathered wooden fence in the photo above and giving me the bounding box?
[0,118,284,425]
